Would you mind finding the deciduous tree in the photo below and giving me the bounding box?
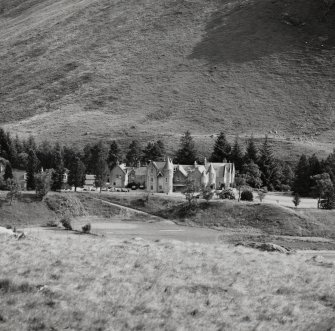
[6,178,21,205]
[310,173,334,208]
[35,170,53,200]
[242,161,262,188]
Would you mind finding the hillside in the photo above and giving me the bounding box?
[0,0,335,159]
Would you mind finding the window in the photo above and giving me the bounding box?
[151,177,153,182]
[165,178,168,183]
[151,185,153,190]
[159,185,162,189]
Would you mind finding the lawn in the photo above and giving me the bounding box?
[0,232,334,330]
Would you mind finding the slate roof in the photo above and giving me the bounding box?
[153,161,166,170]
[175,164,188,177]
[129,167,147,176]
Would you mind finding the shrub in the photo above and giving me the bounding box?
[219,188,235,200]
[201,186,214,202]
[35,170,53,201]
[241,190,253,201]
[319,192,335,210]
[60,215,72,230]
[6,179,21,205]
[292,193,301,208]
[256,189,267,203]
[82,223,91,233]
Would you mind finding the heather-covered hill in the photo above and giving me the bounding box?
[0,0,334,159]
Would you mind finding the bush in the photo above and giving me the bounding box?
[201,186,214,202]
[292,193,301,208]
[241,190,253,201]
[35,170,53,201]
[82,223,91,233]
[219,188,236,200]
[60,215,72,230]
[256,189,267,203]
[319,192,335,210]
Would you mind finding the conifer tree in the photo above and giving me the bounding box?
[0,128,10,161]
[156,140,166,157]
[37,140,54,170]
[230,136,244,171]
[175,131,197,164]
[63,146,78,170]
[142,140,166,164]
[244,135,258,164]
[308,154,322,177]
[14,134,23,154]
[24,135,37,153]
[68,156,86,191]
[210,132,231,162]
[258,135,279,190]
[107,141,121,170]
[94,147,109,192]
[26,149,39,190]
[4,162,13,180]
[83,143,93,173]
[292,154,311,196]
[281,163,295,188]
[126,140,142,166]
[51,143,65,191]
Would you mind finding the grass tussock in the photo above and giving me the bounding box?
[0,233,334,330]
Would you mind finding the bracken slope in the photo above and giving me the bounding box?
[0,0,335,159]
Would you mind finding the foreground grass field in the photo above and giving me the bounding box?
[1,232,335,330]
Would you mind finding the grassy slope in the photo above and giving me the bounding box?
[97,193,335,239]
[0,0,335,159]
[1,234,335,330]
[0,192,58,227]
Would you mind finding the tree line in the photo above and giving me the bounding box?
[0,128,296,192]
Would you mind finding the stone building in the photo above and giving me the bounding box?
[146,158,235,193]
[83,158,235,192]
